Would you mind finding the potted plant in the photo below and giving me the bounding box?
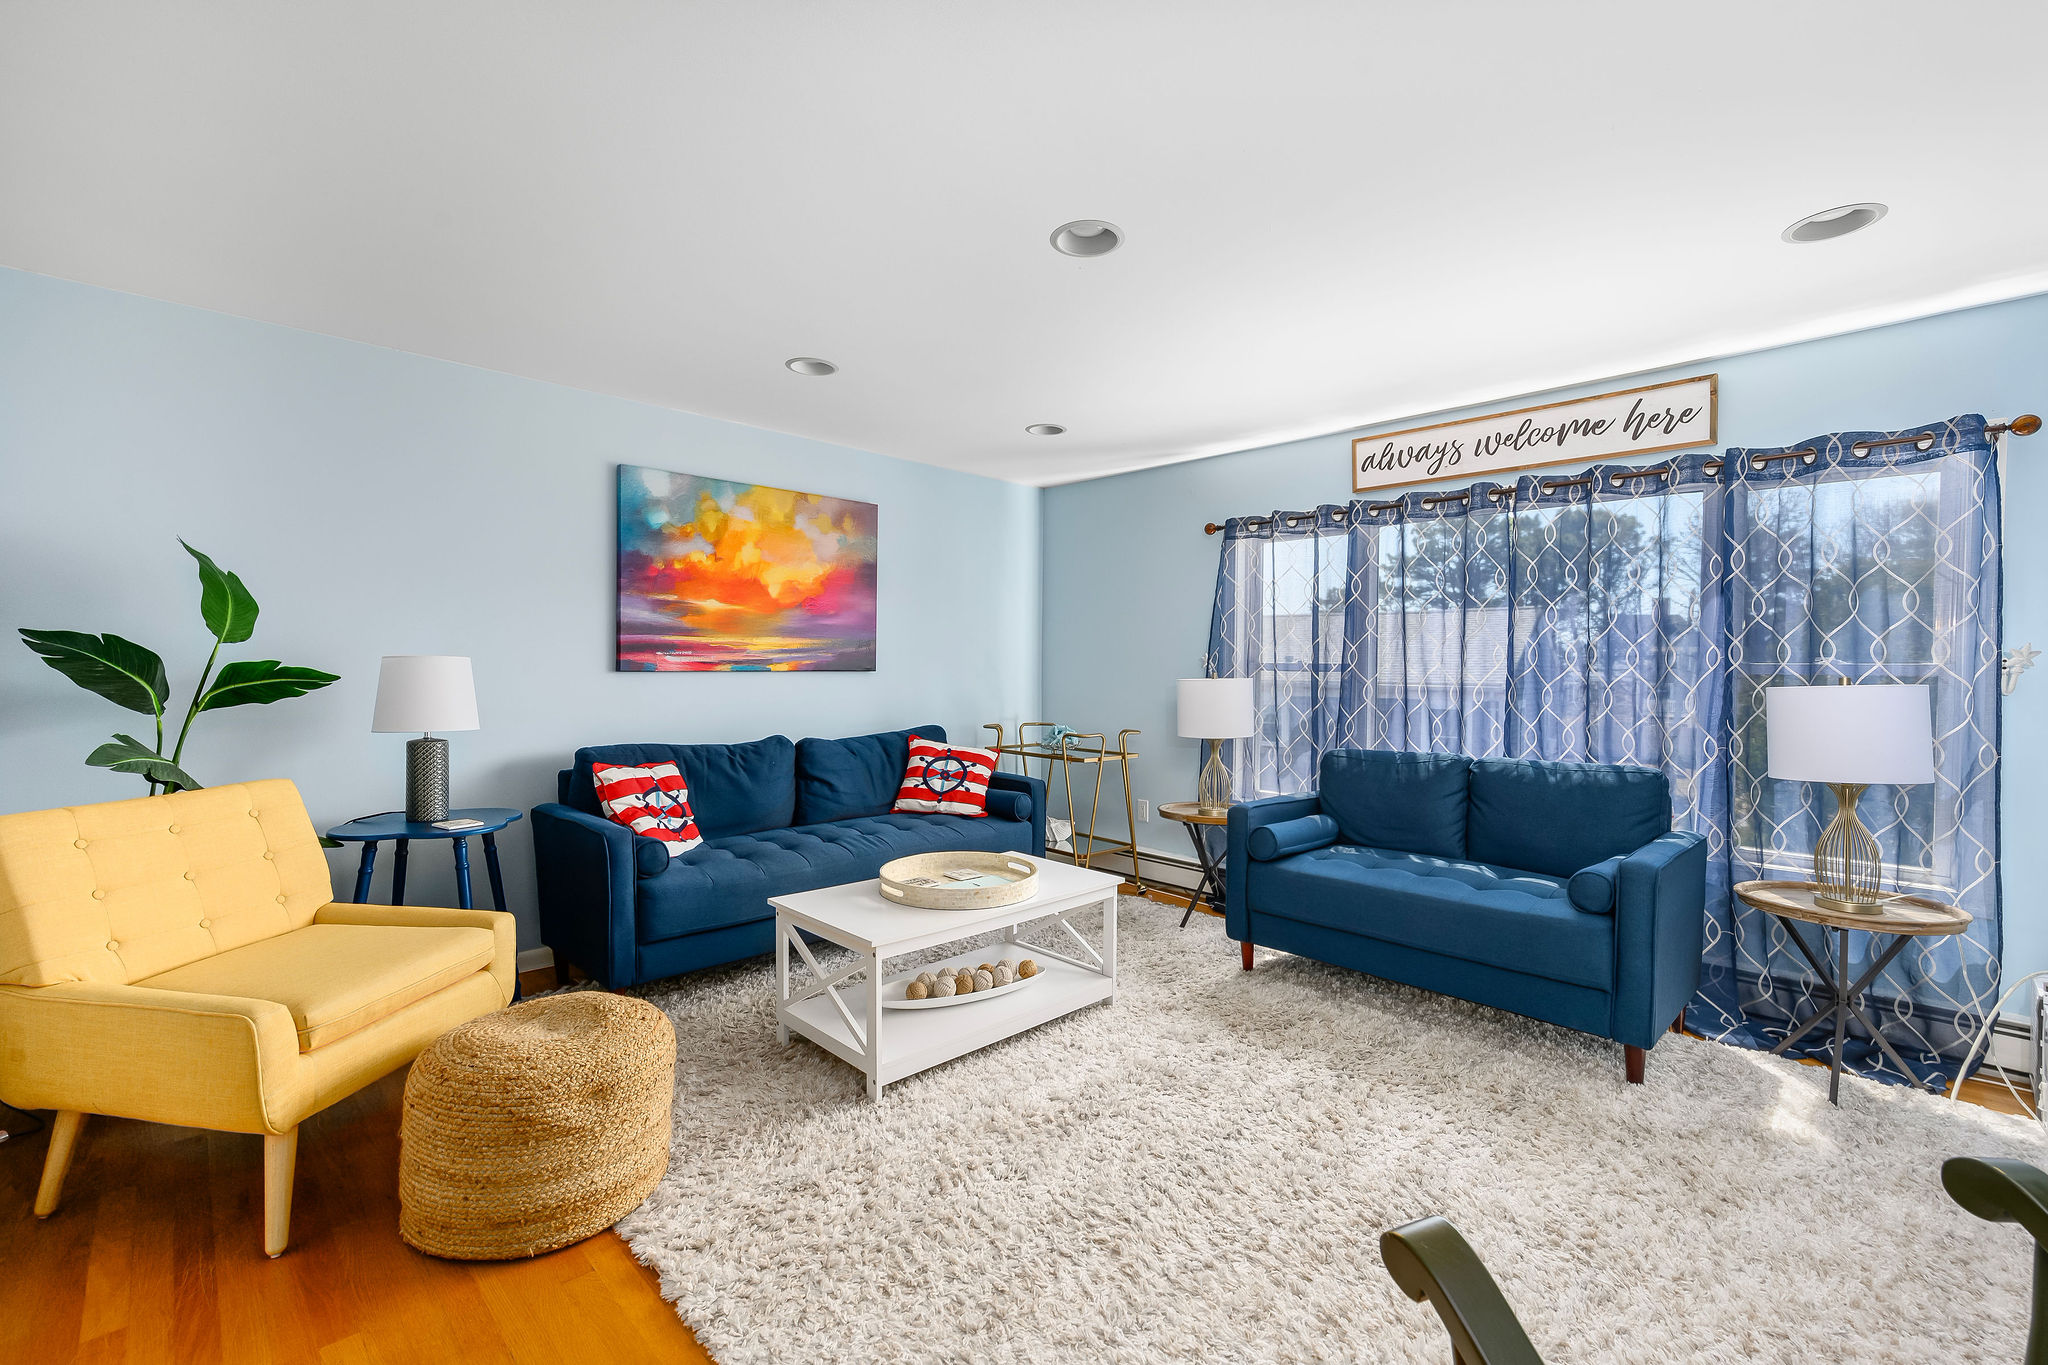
[20,541,339,794]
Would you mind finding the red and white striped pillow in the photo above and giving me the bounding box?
[591,760,703,856]
[892,736,999,818]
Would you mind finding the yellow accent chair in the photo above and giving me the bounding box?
[0,780,516,1257]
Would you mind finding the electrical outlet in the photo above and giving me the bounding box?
[1136,799,1151,822]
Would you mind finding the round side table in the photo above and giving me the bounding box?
[326,808,524,912]
[1733,878,1971,1106]
[1157,802,1229,929]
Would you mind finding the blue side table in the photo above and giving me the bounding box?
[325,808,523,911]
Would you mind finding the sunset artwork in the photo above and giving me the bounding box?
[617,465,878,671]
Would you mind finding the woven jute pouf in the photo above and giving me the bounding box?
[399,991,676,1260]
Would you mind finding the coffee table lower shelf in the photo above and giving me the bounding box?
[781,946,1113,1094]
[770,855,1123,1101]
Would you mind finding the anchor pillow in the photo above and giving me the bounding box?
[892,736,999,818]
[591,759,704,856]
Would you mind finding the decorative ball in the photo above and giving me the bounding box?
[999,958,1015,971]
[930,974,956,997]
[905,980,929,1000]
[915,971,937,988]
[955,972,977,994]
[1018,959,1039,978]
[978,963,996,973]
[973,969,995,992]
[992,965,1015,987]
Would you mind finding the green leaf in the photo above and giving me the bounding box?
[196,659,340,711]
[87,734,201,792]
[181,541,259,644]
[19,630,170,715]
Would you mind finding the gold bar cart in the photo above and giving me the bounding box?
[983,724,1144,893]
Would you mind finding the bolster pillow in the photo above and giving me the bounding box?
[985,789,1033,824]
[1249,813,1342,862]
[634,835,671,879]
[1567,854,1625,914]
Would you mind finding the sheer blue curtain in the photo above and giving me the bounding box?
[1205,414,2001,1084]
[1699,415,2002,1084]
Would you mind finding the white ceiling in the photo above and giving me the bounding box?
[4,2,2045,487]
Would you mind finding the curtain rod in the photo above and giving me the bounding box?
[1201,413,2041,534]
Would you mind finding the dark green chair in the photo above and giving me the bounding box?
[1943,1157,2048,1365]
[1380,1216,1545,1365]
[1386,1165,2048,1365]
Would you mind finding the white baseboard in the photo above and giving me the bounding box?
[517,946,555,973]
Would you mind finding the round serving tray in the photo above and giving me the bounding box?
[881,966,1041,1010]
[877,851,1039,910]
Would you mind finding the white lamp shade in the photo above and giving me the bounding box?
[371,655,479,733]
[1178,677,1255,739]
[1764,683,1934,785]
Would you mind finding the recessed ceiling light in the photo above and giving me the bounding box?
[1781,203,1887,244]
[1049,220,1122,257]
[785,357,837,376]
[1026,424,1066,436]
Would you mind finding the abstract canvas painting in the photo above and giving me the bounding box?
[616,464,878,671]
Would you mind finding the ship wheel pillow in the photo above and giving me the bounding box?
[591,760,704,856]
[893,736,1000,818]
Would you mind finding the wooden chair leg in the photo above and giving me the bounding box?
[1241,939,1254,971]
[264,1127,299,1258]
[1624,1045,1646,1085]
[32,1110,87,1217]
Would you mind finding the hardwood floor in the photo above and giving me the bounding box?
[2,900,2030,1362]
[0,1066,712,1365]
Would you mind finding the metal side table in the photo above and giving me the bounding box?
[1157,802,1228,928]
[1733,879,1971,1105]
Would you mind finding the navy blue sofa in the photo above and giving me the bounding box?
[1227,749,1706,1082]
[533,725,1045,988]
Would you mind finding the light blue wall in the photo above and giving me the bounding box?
[1042,292,2048,981]
[0,267,1043,950]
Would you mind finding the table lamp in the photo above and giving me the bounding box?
[372,655,479,822]
[1178,677,1254,816]
[1764,680,1934,913]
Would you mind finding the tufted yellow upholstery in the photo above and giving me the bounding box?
[0,781,517,1256]
[0,780,335,986]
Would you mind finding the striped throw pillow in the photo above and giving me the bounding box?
[591,760,703,856]
[892,736,999,818]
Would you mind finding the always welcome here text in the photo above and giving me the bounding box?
[1356,393,1709,481]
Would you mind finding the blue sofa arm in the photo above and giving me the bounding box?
[989,770,1047,858]
[532,802,640,989]
[1226,793,1324,942]
[1611,829,1708,1050]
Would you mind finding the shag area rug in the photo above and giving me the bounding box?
[614,896,2047,1363]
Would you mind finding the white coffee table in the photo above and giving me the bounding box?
[771,854,1121,1100]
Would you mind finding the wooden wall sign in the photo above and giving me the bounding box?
[1351,374,1717,493]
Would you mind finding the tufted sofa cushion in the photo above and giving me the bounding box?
[794,724,946,825]
[1247,843,1613,990]
[0,780,335,988]
[635,812,1024,943]
[566,737,796,838]
[1465,756,1670,879]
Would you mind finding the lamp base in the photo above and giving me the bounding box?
[406,737,450,823]
[1196,739,1231,817]
[1811,889,1895,915]
[1811,782,1886,914]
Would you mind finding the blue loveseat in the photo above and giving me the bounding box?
[532,725,1045,988]
[1226,750,1706,1082]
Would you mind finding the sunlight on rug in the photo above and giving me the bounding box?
[614,896,2045,1364]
